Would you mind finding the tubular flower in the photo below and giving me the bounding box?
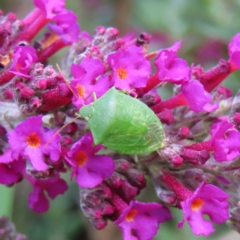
[70,58,110,108]
[181,80,212,112]
[115,200,172,240]
[228,33,240,70]
[8,115,61,171]
[178,182,229,236]
[28,176,68,213]
[48,9,80,43]
[155,41,190,84]
[33,0,65,19]
[210,121,240,161]
[65,132,115,188]
[9,45,38,78]
[108,45,151,91]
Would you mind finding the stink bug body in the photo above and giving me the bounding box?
[78,87,165,154]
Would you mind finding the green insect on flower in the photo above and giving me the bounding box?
[78,87,165,154]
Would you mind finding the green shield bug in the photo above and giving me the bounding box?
[78,87,165,154]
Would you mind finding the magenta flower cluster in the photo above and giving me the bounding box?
[1,0,240,239]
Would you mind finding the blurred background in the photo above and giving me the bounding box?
[0,0,240,239]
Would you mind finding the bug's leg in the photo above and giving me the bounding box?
[1,110,14,129]
[92,92,97,102]
[44,116,80,148]
[83,91,97,102]
[56,64,79,99]
[119,88,138,98]
[133,154,139,163]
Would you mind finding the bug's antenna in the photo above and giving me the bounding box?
[56,64,79,99]
[44,116,80,148]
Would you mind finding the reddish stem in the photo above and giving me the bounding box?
[22,8,43,27]
[151,92,188,113]
[15,9,49,43]
[0,70,15,86]
[39,87,71,112]
[37,37,68,62]
[194,59,232,92]
[141,73,162,95]
[161,171,192,201]
[184,140,213,151]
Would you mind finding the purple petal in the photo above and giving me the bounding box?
[28,187,49,213]
[70,59,106,107]
[230,51,240,69]
[72,58,104,84]
[48,10,80,43]
[43,130,61,161]
[108,45,150,91]
[155,42,190,84]
[25,147,48,171]
[182,80,212,112]
[76,166,103,188]
[211,121,240,161]
[71,64,86,80]
[85,75,111,104]
[228,33,240,56]
[201,199,229,224]
[86,155,115,179]
[44,178,68,199]
[179,209,215,236]
[8,130,28,160]
[197,185,229,224]
[115,201,172,240]
[33,0,65,19]
[0,149,14,163]
[10,46,38,78]
[179,182,229,236]
[0,163,19,184]
[9,115,43,137]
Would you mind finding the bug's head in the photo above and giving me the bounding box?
[79,105,94,119]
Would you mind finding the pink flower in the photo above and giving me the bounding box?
[48,9,80,43]
[8,116,61,171]
[108,45,151,91]
[0,149,14,164]
[181,80,212,112]
[155,41,190,84]
[10,46,38,78]
[33,0,65,19]
[65,132,114,188]
[115,200,172,240]
[70,58,110,108]
[178,182,229,236]
[28,176,68,213]
[210,121,240,161]
[228,33,240,69]
[0,159,25,185]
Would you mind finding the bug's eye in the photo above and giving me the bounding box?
[80,105,94,119]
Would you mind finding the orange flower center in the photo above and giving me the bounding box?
[76,84,86,97]
[191,198,204,211]
[26,133,41,148]
[76,151,88,166]
[125,209,138,222]
[117,67,128,80]
[0,54,11,67]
